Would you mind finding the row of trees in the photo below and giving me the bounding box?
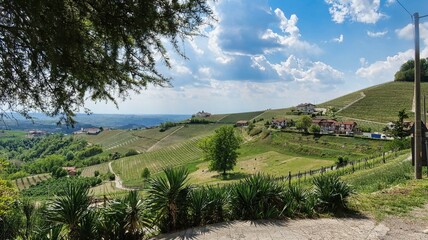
[1,168,353,240]
[394,58,428,82]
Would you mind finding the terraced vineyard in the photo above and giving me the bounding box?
[15,174,51,191]
[321,81,428,123]
[76,127,180,153]
[89,181,126,197]
[112,138,203,187]
[149,124,222,151]
[217,111,266,124]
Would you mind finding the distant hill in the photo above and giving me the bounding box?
[1,113,190,133]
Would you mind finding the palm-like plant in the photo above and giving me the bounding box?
[147,167,190,233]
[312,175,353,213]
[103,190,149,240]
[45,182,91,240]
[21,199,35,240]
[230,173,284,220]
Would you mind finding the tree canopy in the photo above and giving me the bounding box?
[394,58,428,82]
[0,0,213,125]
[199,125,242,175]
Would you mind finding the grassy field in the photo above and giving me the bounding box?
[15,173,51,191]
[188,150,332,185]
[267,131,387,160]
[318,90,367,110]
[321,81,428,123]
[0,130,27,139]
[80,162,110,177]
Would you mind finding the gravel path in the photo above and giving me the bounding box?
[154,214,428,240]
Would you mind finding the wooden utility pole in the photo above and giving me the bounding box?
[414,12,423,179]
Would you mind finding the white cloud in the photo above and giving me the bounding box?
[251,55,344,85]
[325,0,385,24]
[332,34,344,43]
[261,8,321,55]
[367,30,388,37]
[356,49,413,82]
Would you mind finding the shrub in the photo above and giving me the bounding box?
[108,173,115,181]
[94,170,100,177]
[230,174,284,220]
[282,185,315,217]
[125,149,139,157]
[141,168,150,179]
[188,186,229,226]
[312,175,353,213]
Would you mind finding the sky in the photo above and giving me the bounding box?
[86,0,428,115]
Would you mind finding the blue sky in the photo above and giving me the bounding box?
[87,0,428,115]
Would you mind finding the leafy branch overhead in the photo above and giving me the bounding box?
[0,0,214,125]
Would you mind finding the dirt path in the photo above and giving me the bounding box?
[155,215,428,240]
[336,92,365,113]
[147,126,184,152]
[108,161,137,191]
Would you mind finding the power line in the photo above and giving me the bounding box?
[396,0,413,19]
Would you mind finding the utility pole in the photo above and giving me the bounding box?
[414,12,423,179]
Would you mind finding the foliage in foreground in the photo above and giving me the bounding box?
[2,168,354,239]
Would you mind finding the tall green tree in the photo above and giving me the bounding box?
[394,58,428,82]
[0,0,213,125]
[296,115,312,133]
[391,109,409,139]
[199,126,242,175]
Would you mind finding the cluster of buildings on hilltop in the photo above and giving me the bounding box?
[194,110,212,118]
[73,127,102,135]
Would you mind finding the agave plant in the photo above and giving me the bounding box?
[45,182,92,240]
[147,167,190,233]
[188,185,229,226]
[230,173,284,220]
[312,175,353,213]
[281,185,315,217]
[100,190,149,240]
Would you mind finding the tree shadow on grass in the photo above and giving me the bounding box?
[212,172,251,181]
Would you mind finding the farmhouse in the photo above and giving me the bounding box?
[312,119,357,134]
[336,121,357,134]
[195,110,211,118]
[62,166,77,176]
[271,118,289,129]
[312,119,337,133]
[296,103,316,114]
[235,120,249,127]
[26,130,46,138]
[73,127,102,135]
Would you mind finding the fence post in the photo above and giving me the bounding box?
[321,167,324,175]
[352,162,354,173]
[304,171,306,181]
[382,152,385,163]
[288,171,291,187]
[298,171,301,185]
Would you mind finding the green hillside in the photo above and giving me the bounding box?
[320,81,428,123]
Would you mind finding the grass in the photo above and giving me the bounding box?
[318,90,367,110]
[188,151,332,185]
[0,130,27,139]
